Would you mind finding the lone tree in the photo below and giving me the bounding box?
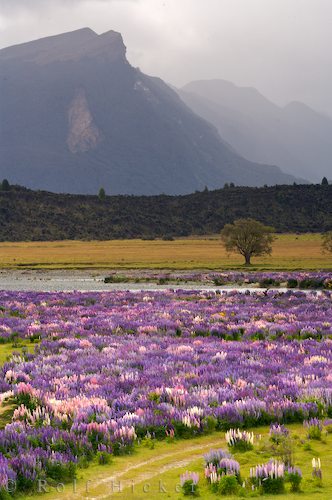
[322,177,329,186]
[221,218,276,266]
[322,232,332,254]
[98,187,106,200]
[1,179,10,191]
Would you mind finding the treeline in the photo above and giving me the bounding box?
[0,184,331,241]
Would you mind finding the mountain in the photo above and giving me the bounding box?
[0,29,297,195]
[179,80,331,183]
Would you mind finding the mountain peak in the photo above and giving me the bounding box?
[182,79,278,115]
[0,28,126,65]
[0,30,298,195]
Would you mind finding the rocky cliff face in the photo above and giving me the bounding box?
[0,29,297,195]
[67,88,103,154]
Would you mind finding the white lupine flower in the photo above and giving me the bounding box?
[225,428,254,446]
[312,458,321,469]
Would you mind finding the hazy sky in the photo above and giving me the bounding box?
[0,0,331,115]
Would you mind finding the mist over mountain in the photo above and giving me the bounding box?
[179,80,331,183]
[0,29,297,195]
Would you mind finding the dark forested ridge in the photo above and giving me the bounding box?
[0,184,331,241]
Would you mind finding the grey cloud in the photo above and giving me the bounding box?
[0,0,138,16]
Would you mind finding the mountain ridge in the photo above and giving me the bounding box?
[0,28,298,195]
[179,79,331,182]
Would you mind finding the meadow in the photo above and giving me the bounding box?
[0,234,330,270]
[0,288,331,498]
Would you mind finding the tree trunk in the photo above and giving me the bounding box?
[244,254,251,266]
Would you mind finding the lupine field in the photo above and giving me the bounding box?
[0,285,332,496]
[104,270,332,288]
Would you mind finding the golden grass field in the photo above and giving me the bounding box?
[0,233,330,270]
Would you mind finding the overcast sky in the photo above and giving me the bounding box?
[0,0,331,115]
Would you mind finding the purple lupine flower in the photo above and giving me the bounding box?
[204,448,231,466]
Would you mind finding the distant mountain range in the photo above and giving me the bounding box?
[179,80,332,183]
[0,28,298,195]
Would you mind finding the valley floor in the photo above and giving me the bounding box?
[0,234,330,271]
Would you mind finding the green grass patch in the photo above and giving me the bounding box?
[0,341,36,366]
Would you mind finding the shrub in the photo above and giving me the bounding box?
[104,275,128,284]
[299,279,324,289]
[287,278,298,288]
[250,460,285,494]
[286,466,302,492]
[0,489,11,500]
[304,418,322,440]
[205,458,241,490]
[212,277,226,286]
[269,424,289,444]
[96,451,112,465]
[259,278,279,287]
[324,279,332,289]
[157,277,169,285]
[218,475,239,495]
[46,460,76,482]
[225,429,254,451]
[324,419,332,433]
[180,472,199,497]
[141,235,156,240]
[202,416,217,433]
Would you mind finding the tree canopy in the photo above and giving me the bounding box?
[98,187,106,200]
[322,232,332,254]
[221,218,276,265]
[1,179,10,191]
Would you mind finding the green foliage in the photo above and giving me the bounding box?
[202,416,218,434]
[322,232,332,254]
[0,184,331,241]
[259,278,280,287]
[218,475,239,495]
[229,441,254,452]
[287,278,298,288]
[1,179,10,191]
[287,471,302,492]
[98,187,106,200]
[181,480,200,497]
[0,488,11,500]
[221,218,276,265]
[147,392,161,404]
[299,278,324,289]
[46,461,76,482]
[15,392,39,411]
[269,437,293,467]
[261,476,285,494]
[96,451,112,465]
[104,275,129,284]
[212,277,226,286]
[307,426,322,440]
